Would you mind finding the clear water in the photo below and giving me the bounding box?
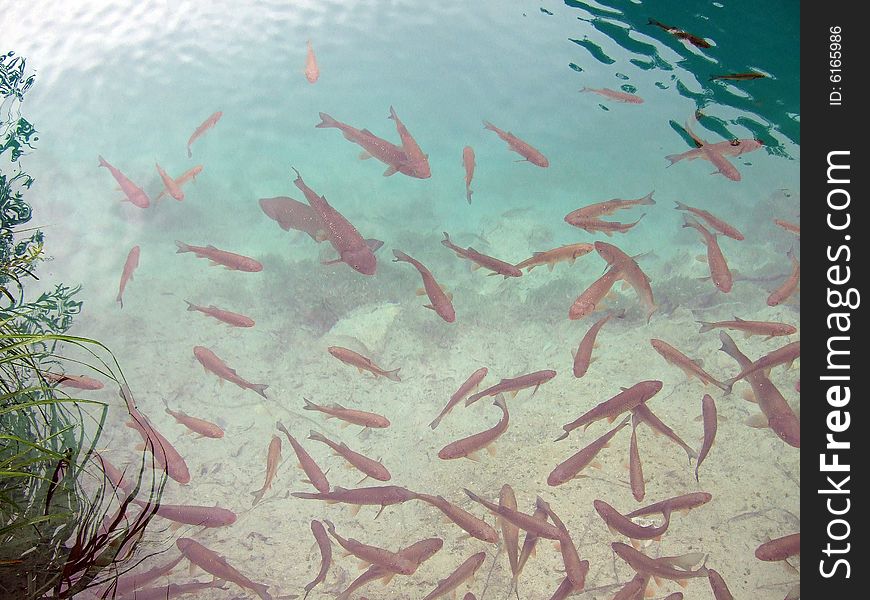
[5,0,799,598]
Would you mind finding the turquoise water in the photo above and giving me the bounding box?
[6,1,799,598]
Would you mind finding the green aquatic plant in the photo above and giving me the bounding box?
[0,51,165,599]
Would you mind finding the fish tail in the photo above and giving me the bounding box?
[384,368,401,382]
[641,190,655,205]
[184,300,197,311]
[251,383,269,398]
[391,249,410,263]
[665,154,681,166]
[302,397,317,411]
[482,120,497,131]
[307,430,326,442]
[388,105,397,121]
[98,155,108,168]
[697,321,714,334]
[252,583,273,600]
[251,488,266,506]
[187,146,192,159]
[466,188,473,204]
[315,112,338,128]
[175,240,191,254]
[429,415,442,430]
[116,293,123,308]
[674,200,690,211]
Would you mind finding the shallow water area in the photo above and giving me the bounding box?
[5,1,799,598]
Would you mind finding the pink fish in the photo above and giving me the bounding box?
[304,40,320,83]
[187,111,222,158]
[176,538,272,600]
[43,372,104,390]
[388,106,430,178]
[185,300,255,327]
[98,156,150,208]
[292,168,376,275]
[392,249,455,322]
[316,112,425,178]
[259,196,327,241]
[155,165,203,201]
[176,241,263,272]
[580,87,644,104]
[483,120,549,167]
[116,246,140,308]
[683,215,733,292]
[462,146,475,203]
[193,345,269,398]
[155,163,184,201]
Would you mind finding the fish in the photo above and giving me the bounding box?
[674,200,744,240]
[611,573,650,600]
[767,249,800,306]
[632,404,697,462]
[388,106,430,178]
[258,196,327,240]
[573,310,622,378]
[439,395,510,460]
[185,300,254,328]
[612,542,709,581]
[302,397,390,429]
[175,241,263,272]
[124,407,191,485]
[483,120,549,167]
[277,423,330,493]
[251,434,282,506]
[650,338,730,392]
[98,156,150,208]
[119,580,227,600]
[500,485,520,583]
[593,499,671,541]
[648,18,712,48]
[421,552,486,600]
[579,87,644,103]
[515,242,594,272]
[328,346,401,381]
[107,554,184,597]
[304,39,319,83]
[536,498,588,591]
[42,372,104,390]
[303,520,331,599]
[755,533,800,561]
[323,520,416,574]
[568,266,623,320]
[462,146,475,203]
[464,488,562,540]
[292,485,417,518]
[703,145,742,181]
[315,112,423,178]
[308,430,391,481]
[441,232,522,277]
[719,333,800,447]
[337,538,443,600]
[626,492,713,519]
[557,380,662,440]
[594,242,656,323]
[186,111,222,158]
[193,346,269,397]
[665,138,764,165]
[565,192,655,222]
[565,214,646,236]
[723,339,800,388]
[513,503,548,596]
[430,367,488,429]
[155,165,203,201]
[175,537,272,600]
[548,417,630,485]
[695,394,717,481]
[414,492,499,543]
[164,405,224,438]
[774,219,800,235]
[292,168,377,274]
[697,317,796,339]
[683,214,733,292]
[155,163,183,201]
[392,250,454,322]
[465,369,556,406]
[710,72,766,81]
[131,499,236,528]
[629,415,645,501]
[92,452,133,495]
[707,568,735,600]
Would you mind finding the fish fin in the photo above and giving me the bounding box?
[466,451,482,462]
[358,151,372,160]
[485,444,497,456]
[745,413,769,428]
[349,504,362,517]
[383,165,398,176]
[590,460,602,469]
